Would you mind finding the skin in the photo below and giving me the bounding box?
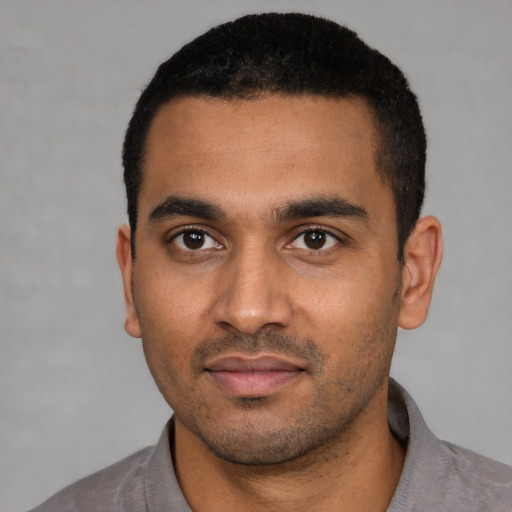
[117,95,443,511]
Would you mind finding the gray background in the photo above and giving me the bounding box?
[1,1,511,510]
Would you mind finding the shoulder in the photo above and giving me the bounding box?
[439,441,512,504]
[28,446,153,512]
[409,441,512,511]
[28,420,188,512]
[388,380,512,511]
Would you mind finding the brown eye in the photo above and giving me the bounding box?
[303,231,327,249]
[183,231,205,249]
[173,230,221,251]
[290,229,339,251]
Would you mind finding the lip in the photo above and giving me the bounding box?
[205,354,305,397]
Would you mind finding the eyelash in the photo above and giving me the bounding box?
[168,227,222,252]
[286,226,344,252]
[166,225,345,253]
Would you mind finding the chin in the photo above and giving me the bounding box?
[185,403,357,467]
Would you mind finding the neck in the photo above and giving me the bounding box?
[173,382,405,512]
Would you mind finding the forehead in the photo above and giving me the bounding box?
[140,94,392,224]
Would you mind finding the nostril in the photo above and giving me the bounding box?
[215,321,240,333]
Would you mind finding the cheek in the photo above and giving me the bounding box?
[133,272,214,382]
[292,259,400,349]
[134,262,213,335]
[294,265,389,322]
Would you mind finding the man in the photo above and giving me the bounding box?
[31,12,511,512]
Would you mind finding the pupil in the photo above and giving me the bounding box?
[305,231,325,249]
[184,231,204,249]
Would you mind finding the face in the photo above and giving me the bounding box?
[120,95,405,465]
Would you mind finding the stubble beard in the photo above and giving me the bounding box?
[161,320,398,468]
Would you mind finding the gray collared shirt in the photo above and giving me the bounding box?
[30,380,512,511]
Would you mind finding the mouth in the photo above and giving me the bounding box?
[205,354,306,398]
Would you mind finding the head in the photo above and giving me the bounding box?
[123,12,426,260]
[117,13,442,468]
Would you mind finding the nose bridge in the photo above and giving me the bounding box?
[212,241,292,334]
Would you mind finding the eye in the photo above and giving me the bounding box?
[172,230,222,251]
[290,229,339,251]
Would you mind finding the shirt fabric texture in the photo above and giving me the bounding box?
[29,380,512,511]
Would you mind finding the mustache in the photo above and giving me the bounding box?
[191,330,326,374]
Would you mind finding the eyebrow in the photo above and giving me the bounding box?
[149,196,226,223]
[148,194,368,225]
[273,196,368,224]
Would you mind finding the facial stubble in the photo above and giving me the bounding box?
[146,311,399,468]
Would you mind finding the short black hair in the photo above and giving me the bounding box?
[123,12,426,258]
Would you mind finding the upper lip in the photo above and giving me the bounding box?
[206,354,305,372]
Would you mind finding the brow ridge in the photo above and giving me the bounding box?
[149,196,225,223]
[148,194,368,226]
[273,196,368,224]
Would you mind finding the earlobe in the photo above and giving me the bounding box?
[398,216,443,330]
[116,224,142,338]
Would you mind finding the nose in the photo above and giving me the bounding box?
[211,246,293,335]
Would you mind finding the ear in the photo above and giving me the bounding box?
[398,216,443,330]
[116,224,142,338]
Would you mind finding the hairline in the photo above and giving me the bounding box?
[132,91,397,251]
